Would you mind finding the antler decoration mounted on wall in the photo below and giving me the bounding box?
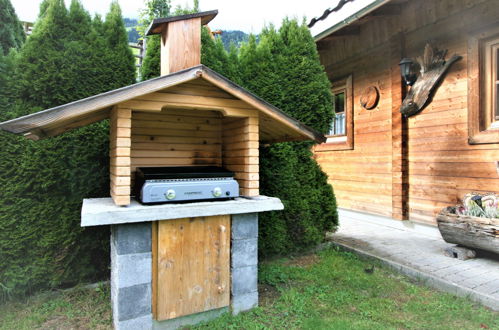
[400,43,462,117]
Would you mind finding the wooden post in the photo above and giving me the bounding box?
[160,17,201,76]
[110,106,132,206]
[390,33,408,220]
[222,115,260,197]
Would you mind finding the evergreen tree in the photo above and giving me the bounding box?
[141,35,161,79]
[0,0,135,297]
[0,0,25,55]
[235,19,337,255]
[102,1,136,86]
[201,27,240,83]
[139,0,172,80]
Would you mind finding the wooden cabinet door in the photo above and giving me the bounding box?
[152,216,230,321]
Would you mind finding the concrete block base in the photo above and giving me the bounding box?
[111,223,153,330]
[231,213,259,314]
[119,314,153,330]
[109,211,266,329]
[232,291,258,314]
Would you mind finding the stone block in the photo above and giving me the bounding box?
[117,283,152,321]
[82,197,283,227]
[112,252,152,289]
[444,246,476,260]
[112,222,151,255]
[232,213,258,240]
[116,314,152,330]
[231,238,257,268]
[232,291,258,315]
[231,265,257,296]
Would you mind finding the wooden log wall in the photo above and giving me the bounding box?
[315,0,499,225]
[222,116,259,196]
[315,45,395,218]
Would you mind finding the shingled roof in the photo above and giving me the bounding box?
[0,65,325,143]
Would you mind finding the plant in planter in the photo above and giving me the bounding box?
[457,193,499,219]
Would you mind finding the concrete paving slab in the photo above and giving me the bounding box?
[329,209,499,311]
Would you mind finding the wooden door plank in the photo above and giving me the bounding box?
[155,216,230,321]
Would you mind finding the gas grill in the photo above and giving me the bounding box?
[134,166,239,204]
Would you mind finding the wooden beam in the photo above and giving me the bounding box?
[390,33,408,220]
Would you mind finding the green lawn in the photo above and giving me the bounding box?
[1,247,497,329]
[0,284,111,329]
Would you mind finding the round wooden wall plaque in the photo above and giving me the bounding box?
[360,86,379,110]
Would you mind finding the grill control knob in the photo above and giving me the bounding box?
[212,187,222,197]
[165,189,176,200]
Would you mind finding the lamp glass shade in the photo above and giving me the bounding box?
[399,58,417,86]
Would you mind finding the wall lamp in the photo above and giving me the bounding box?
[399,58,419,86]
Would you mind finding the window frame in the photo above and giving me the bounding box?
[329,87,346,137]
[468,25,499,144]
[316,74,354,151]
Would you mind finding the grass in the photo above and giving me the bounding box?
[0,283,111,329]
[0,247,497,329]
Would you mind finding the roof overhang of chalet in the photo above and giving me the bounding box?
[0,65,325,143]
[314,0,395,42]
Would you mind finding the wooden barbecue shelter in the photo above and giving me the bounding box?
[0,10,324,329]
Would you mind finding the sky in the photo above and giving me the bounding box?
[10,0,374,37]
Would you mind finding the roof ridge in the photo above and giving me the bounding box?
[308,0,356,28]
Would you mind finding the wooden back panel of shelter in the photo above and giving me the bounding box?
[130,108,223,172]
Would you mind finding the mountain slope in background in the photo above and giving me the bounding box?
[123,17,250,51]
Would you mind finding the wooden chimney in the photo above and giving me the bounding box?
[146,10,218,76]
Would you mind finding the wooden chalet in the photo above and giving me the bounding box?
[313,0,499,224]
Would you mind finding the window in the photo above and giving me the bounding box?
[315,75,354,151]
[468,27,499,144]
[329,91,346,136]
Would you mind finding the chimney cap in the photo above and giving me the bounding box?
[146,10,218,36]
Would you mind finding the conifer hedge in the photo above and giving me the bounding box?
[0,0,135,298]
[238,20,337,255]
[0,0,25,55]
[202,19,338,255]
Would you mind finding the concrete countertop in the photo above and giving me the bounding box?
[81,196,284,227]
